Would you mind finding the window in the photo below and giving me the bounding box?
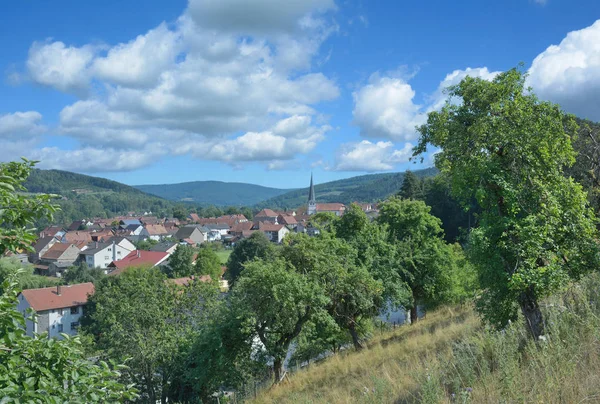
[70,322,79,330]
[51,324,55,329]
[58,324,63,332]
[104,256,109,260]
[58,308,64,316]
[117,251,121,255]
[108,248,111,251]
[70,306,79,315]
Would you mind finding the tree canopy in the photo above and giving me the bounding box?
[415,67,599,338]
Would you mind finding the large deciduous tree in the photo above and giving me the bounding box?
[414,68,599,339]
[378,197,457,324]
[164,244,195,278]
[194,246,222,280]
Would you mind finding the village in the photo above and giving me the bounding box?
[13,176,379,340]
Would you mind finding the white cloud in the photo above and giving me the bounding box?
[332,140,413,171]
[428,67,500,111]
[93,23,183,88]
[352,73,426,141]
[0,111,46,138]
[27,41,96,94]
[527,20,600,121]
[21,0,340,171]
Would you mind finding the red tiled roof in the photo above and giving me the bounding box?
[255,209,278,218]
[145,224,168,235]
[40,226,64,238]
[189,213,201,223]
[230,221,254,233]
[108,250,169,275]
[63,231,92,244]
[316,203,346,211]
[277,214,297,225]
[169,275,212,286]
[21,283,94,312]
[258,223,285,232]
[41,243,76,260]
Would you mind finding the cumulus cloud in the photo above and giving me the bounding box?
[428,67,500,111]
[352,73,426,141]
[332,140,413,171]
[20,0,340,171]
[27,41,96,94]
[527,20,600,121]
[0,111,46,138]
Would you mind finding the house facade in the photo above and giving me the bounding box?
[174,226,206,245]
[17,283,94,339]
[79,239,135,269]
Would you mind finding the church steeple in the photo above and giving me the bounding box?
[308,173,317,215]
[308,172,316,203]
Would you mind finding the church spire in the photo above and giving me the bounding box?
[308,172,316,203]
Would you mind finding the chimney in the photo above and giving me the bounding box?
[56,285,62,296]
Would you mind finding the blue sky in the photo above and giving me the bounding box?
[2,0,600,188]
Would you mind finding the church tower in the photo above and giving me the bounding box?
[307,173,317,215]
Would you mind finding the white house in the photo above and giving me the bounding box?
[78,238,136,269]
[17,283,94,339]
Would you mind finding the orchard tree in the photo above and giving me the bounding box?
[378,197,457,324]
[194,246,222,279]
[226,231,275,285]
[414,68,599,339]
[164,244,195,278]
[232,258,328,382]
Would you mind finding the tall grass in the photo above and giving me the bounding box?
[252,273,600,403]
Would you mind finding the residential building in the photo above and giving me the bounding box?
[60,231,92,245]
[150,241,178,254]
[145,224,169,241]
[30,236,58,262]
[257,222,290,243]
[40,243,81,264]
[79,240,134,269]
[39,226,66,239]
[254,209,279,223]
[277,214,298,228]
[17,283,94,339]
[174,226,206,245]
[107,250,170,276]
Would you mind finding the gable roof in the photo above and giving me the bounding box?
[108,250,169,275]
[21,283,94,312]
[145,224,168,235]
[80,242,111,255]
[63,231,92,244]
[150,241,178,252]
[41,243,77,260]
[255,209,278,218]
[277,214,297,225]
[33,236,57,254]
[316,203,346,211]
[189,213,201,223]
[67,220,86,231]
[258,223,285,232]
[175,226,201,239]
[40,226,65,238]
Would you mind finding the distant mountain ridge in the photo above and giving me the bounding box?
[134,181,293,206]
[256,167,438,209]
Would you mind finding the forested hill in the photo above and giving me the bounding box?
[134,181,293,206]
[23,169,177,226]
[256,167,438,209]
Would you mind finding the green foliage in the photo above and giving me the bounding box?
[226,232,275,284]
[0,258,61,294]
[397,170,424,200]
[135,238,159,251]
[0,272,138,402]
[378,198,461,318]
[415,67,600,337]
[163,244,195,278]
[81,266,219,402]
[194,246,222,279]
[232,258,329,380]
[0,160,59,254]
[63,262,106,285]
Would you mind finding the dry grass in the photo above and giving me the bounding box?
[251,273,600,404]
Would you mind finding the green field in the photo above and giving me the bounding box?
[215,250,232,265]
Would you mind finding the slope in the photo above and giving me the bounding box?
[134,181,293,206]
[23,169,179,226]
[257,167,438,209]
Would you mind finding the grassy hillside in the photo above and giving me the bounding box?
[254,274,600,403]
[257,167,438,209]
[23,169,179,226]
[134,181,293,206]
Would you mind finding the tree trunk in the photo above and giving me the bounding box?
[410,289,419,325]
[273,357,284,384]
[519,289,545,340]
[348,322,363,350]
